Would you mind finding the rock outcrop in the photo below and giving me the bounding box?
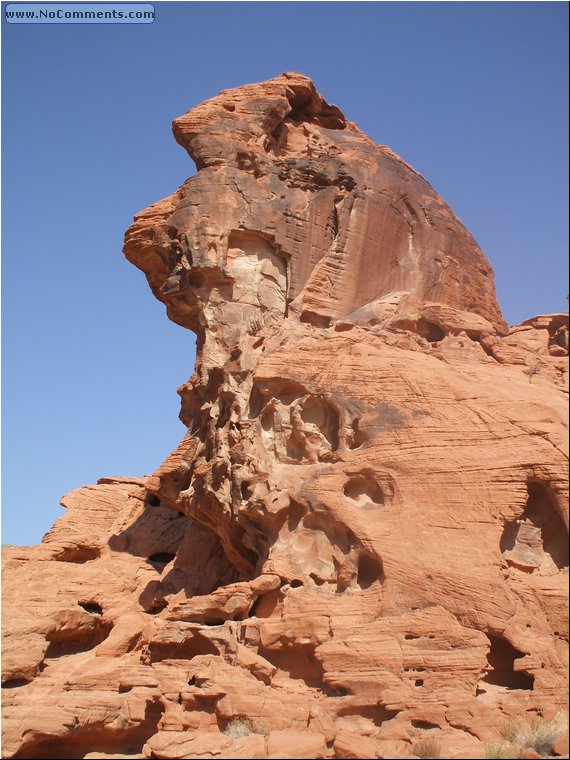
[2,73,568,760]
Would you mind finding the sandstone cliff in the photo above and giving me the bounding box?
[2,73,568,760]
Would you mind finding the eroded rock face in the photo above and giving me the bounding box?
[2,73,568,760]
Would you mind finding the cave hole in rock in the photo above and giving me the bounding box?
[417,319,445,343]
[303,511,353,555]
[170,467,193,493]
[357,554,384,589]
[268,121,287,151]
[149,633,219,663]
[44,618,113,659]
[146,493,161,508]
[412,720,439,730]
[348,418,367,449]
[206,367,224,403]
[552,327,568,350]
[405,634,420,640]
[147,553,176,568]
[482,634,534,690]
[414,679,424,687]
[11,700,165,759]
[288,499,308,532]
[230,523,264,571]
[145,601,167,616]
[276,379,310,405]
[138,578,168,614]
[290,579,304,588]
[336,703,400,726]
[526,481,568,568]
[227,230,288,320]
[241,481,253,500]
[78,601,103,615]
[286,97,346,130]
[1,679,29,689]
[211,461,228,492]
[500,480,569,570]
[286,432,306,462]
[334,322,354,332]
[216,396,234,429]
[344,474,384,506]
[300,395,340,451]
[236,151,261,177]
[249,588,281,619]
[53,546,101,563]
[300,310,331,328]
[248,385,266,419]
[258,644,332,693]
[469,334,495,357]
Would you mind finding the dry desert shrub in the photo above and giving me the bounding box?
[484,741,519,759]
[250,719,269,736]
[224,716,254,738]
[412,734,441,759]
[498,712,567,757]
[524,362,541,383]
[498,717,525,744]
[223,715,269,738]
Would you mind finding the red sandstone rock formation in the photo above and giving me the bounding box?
[2,73,568,760]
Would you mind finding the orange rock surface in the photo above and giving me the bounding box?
[2,73,568,760]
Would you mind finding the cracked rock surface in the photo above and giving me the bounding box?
[2,73,568,760]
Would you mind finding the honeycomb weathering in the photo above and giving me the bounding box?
[2,73,568,760]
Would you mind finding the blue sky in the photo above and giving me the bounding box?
[2,1,568,545]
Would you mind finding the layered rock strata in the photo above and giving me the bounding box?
[2,73,568,760]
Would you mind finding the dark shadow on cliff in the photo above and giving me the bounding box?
[108,493,239,612]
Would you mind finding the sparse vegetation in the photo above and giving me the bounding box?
[514,713,566,756]
[496,712,567,757]
[484,741,519,759]
[223,716,269,739]
[498,717,524,744]
[412,734,441,759]
[524,362,541,383]
[224,716,254,738]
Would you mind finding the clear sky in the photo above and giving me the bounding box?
[2,1,568,546]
